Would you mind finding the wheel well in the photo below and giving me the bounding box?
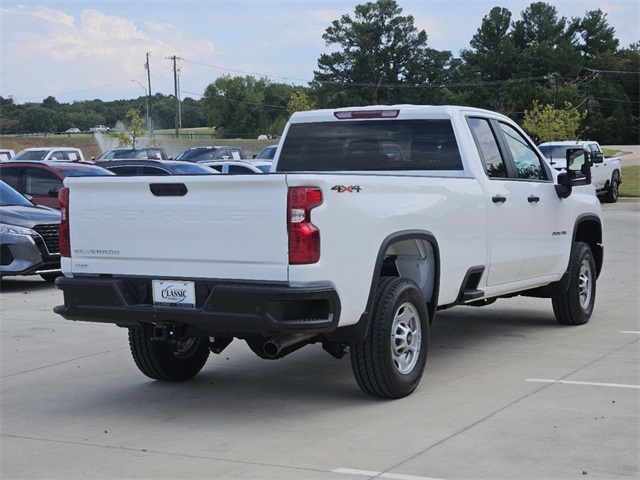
[374,233,440,327]
[575,217,603,278]
[325,232,440,344]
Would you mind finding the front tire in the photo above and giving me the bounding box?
[350,277,429,399]
[128,324,210,381]
[552,242,596,325]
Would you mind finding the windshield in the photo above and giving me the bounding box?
[13,150,49,160]
[538,145,573,160]
[0,181,33,206]
[98,150,136,160]
[255,146,277,160]
[175,148,216,161]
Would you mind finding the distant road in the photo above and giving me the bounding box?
[606,145,639,166]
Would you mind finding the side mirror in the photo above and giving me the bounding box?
[566,148,592,185]
[555,148,592,198]
[591,151,604,164]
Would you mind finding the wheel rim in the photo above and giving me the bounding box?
[578,259,593,310]
[390,302,422,374]
[612,179,619,199]
[171,336,200,358]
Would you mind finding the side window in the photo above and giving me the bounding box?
[0,168,22,190]
[467,117,507,178]
[67,151,79,161]
[24,169,62,195]
[50,151,65,161]
[230,149,242,160]
[498,123,548,181]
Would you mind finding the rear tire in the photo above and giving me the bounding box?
[350,276,429,399]
[603,172,619,203]
[552,242,596,325]
[128,324,210,381]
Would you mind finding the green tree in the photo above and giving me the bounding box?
[287,91,316,116]
[522,100,584,142]
[459,7,517,111]
[202,75,290,137]
[313,0,439,106]
[19,105,56,133]
[112,109,146,148]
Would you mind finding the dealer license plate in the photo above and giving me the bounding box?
[152,280,196,308]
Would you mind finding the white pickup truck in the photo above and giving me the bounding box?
[54,105,603,399]
[538,140,622,203]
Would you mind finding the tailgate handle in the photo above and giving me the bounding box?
[150,183,188,196]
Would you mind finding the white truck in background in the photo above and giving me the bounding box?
[538,140,622,203]
[54,105,603,399]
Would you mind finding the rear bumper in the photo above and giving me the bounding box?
[53,275,341,336]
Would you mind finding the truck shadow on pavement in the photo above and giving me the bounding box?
[45,300,567,423]
[0,277,56,293]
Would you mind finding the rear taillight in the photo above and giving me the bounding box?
[58,187,70,257]
[288,187,322,264]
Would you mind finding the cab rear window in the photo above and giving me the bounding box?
[277,120,462,172]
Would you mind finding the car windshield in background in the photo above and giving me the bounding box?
[175,148,215,161]
[538,145,572,160]
[13,150,48,161]
[278,120,462,172]
[0,181,32,207]
[255,146,277,160]
[100,150,137,159]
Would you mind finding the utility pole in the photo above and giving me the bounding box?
[145,52,153,133]
[167,55,182,136]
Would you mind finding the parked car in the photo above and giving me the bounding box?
[0,180,61,282]
[200,160,271,174]
[0,149,15,162]
[65,128,81,134]
[0,161,114,209]
[100,159,219,176]
[253,145,278,160]
[175,146,247,162]
[90,125,110,133]
[12,147,85,162]
[95,147,169,161]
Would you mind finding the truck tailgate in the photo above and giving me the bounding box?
[64,175,290,281]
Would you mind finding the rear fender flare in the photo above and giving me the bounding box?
[328,230,440,343]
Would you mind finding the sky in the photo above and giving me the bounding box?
[1,0,638,105]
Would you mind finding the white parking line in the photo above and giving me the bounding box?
[621,331,640,334]
[527,379,640,389]
[332,468,446,480]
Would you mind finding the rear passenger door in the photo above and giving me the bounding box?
[468,117,569,287]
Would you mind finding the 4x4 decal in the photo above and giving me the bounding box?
[332,185,362,193]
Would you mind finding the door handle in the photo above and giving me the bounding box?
[527,195,540,203]
[492,195,507,204]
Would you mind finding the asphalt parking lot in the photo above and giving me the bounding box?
[1,201,638,480]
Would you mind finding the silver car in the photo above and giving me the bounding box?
[0,180,61,282]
